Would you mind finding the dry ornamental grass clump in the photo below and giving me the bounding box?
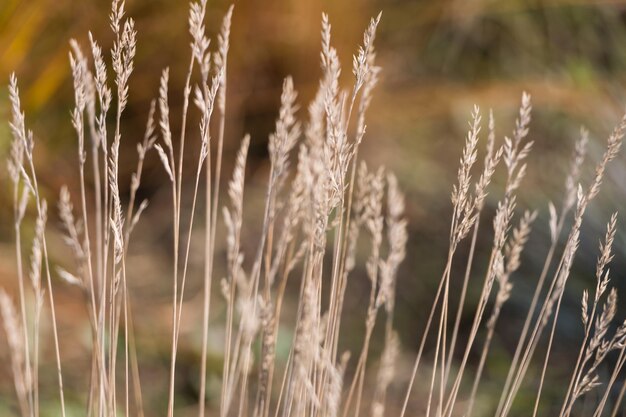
[4,1,626,417]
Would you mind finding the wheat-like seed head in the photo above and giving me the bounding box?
[353,12,381,91]
[29,200,48,296]
[503,210,537,276]
[133,99,158,193]
[587,114,626,201]
[322,350,348,417]
[595,212,617,297]
[513,91,532,146]
[58,186,85,265]
[109,0,125,35]
[565,128,589,210]
[215,4,234,113]
[0,289,29,406]
[189,0,210,73]
[0,293,23,352]
[70,41,91,169]
[56,267,83,288]
[269,77,301,184]
[8,74,35,165]
[374,330,399,396]
[224,135,250,280]
[257,299,276,402]
[111,14,136,113]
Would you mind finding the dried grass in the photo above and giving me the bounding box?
[4,2,626,417]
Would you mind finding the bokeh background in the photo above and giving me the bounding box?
[3,0,626,415]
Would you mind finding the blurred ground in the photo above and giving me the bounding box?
[3,0,626,416]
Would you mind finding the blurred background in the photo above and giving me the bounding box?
[3,0,626,415]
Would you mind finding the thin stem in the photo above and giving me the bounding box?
[166,53,194,417]
[610,371,626,417]
[32,303,40,417]
[558,288,601,417]
[443,246,498,417]
[445,218,480,385]
[593,347,626,417]
[532,294,562,417]
[173,148,207,360]
[204,39,228,417]
[466,309,497,417]
[399,260,451,417]
[25,154,66,417]
[13,220,33,417]
[199,144,212,417]
[496,209,567,417]
[500,244,569,417]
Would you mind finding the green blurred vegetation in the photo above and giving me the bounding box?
[3,0,626,415]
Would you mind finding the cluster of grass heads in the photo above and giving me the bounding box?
[4,1,626,417]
